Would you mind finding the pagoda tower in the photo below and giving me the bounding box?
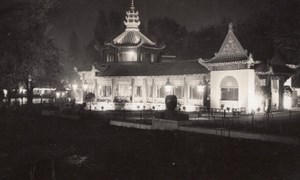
[104,0,164,63]
[124,0,141,30]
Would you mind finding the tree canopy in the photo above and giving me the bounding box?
[0,0,63,103]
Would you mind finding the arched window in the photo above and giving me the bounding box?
[118,51,137,62]
[220,76,238,100]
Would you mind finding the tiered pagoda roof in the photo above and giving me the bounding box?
[95,60,209,77]
[106,0,164,49]
[199,23,257,69]
[255,49,295,76]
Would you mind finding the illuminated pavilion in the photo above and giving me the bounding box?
[75,0,295,113]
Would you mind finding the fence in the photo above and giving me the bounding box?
[106,110,156,125]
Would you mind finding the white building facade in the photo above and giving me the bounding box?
[75,1,294,113]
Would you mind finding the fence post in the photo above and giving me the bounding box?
[251,111,254,129]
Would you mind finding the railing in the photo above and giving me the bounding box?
[106,110,156,125]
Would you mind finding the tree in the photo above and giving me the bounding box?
[237,0,300,62]
[0,0,63,105]
[86,10,124,64]
[68,30,82,67]
[107,10,123,38]
[147,17,187,59]
[94,9,111,45]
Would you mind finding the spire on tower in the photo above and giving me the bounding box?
[130,0,135,10]
[229,23,233,32]
[124,0,140,30]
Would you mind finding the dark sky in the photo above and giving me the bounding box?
[49,0,259,49]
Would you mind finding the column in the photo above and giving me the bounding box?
[183,77,188,105]
[131,78,135,103]
[152,78,155,102]
[142,78,147,104]
[278,76,284,110]
[111,78,115,102]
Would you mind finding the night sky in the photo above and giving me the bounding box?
[48,0,262,49]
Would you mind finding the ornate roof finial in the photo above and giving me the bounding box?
[124,0,140,30]
[130,0,135,10]
[229,23,233,32]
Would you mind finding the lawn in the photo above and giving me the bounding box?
[0,109,300,179]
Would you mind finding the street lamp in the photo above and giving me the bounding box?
[164,78,173,93]
[40,89,44,103]
[3,89,7,98]
[19,86,25,105]
[197,82,205,92]
[72,83,78,91]
[83,80,88,92]
[82,80,89,105]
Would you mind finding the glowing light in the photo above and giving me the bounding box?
[3,89,7,97]
[284,95,292,109]
[164,78,173,93]
[83,80,88,91]
[197,84,205,92]
[19,86,26,94]
[72,84,78,91]
[56,92,60,98]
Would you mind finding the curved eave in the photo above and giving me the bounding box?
[108,41,143,48]
[200,59,250,67]
[112,30,156,46]
[255,71,272,75]
[141,44,165,50]
[106,42,165,50]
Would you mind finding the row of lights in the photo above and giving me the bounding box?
[72,80,89,91]
[164,78,206,93]
[71,79,205,94]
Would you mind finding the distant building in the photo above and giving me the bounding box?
[75,0,295,112]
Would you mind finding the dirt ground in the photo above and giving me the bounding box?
[0,109,300,179]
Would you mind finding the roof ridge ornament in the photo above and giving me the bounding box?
[124,0,140,30]
[215,22,247,58]
[130,0,135,10]
[229,23,233,32]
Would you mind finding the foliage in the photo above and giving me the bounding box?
[68,30,82,67]
[147,17,187,58]
[0,0,63,102]
[84,10,124,64]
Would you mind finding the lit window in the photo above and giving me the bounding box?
[107,54,114,62]
[148,85,153,97]
[175,86,183,99]
[118,85,131,97]
[135,86,142,97]
[118,51,137,62]
[143,53,154,62]
[157,86,168,98]
[220,76,238,101]
[102,86,111,97]
[189,86,202,99]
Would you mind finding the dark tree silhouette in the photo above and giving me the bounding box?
[68,30,82,67]
[0,0,63,104]
[147,17,187,59]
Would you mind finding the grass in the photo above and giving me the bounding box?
[0,107,300,179]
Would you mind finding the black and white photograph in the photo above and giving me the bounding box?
[0,0,300,179]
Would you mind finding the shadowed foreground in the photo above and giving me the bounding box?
[0,110,299,179]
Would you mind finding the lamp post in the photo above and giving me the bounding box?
[3,89,7,103]
[83,80,88,100]
[72,83,78,91]
[197,80,205,107]
[164,78,173,94]
[40,89,44,103]
[19,86,25,105]
[82,80,89,109]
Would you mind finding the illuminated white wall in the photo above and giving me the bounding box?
[210,69,255,113]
